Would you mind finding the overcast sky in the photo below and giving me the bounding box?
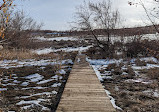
[15,0,154,31]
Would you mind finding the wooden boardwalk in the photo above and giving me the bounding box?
[56,55,115,112]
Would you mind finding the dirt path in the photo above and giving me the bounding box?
[56,54,115,112]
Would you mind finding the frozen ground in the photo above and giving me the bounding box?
[87,56,159,111]
[1,34,158,111]
[33,36,81,41]
[0,59,73,69]
[0,57,74,111]
[33,46,93,55]
[98,33,159,43]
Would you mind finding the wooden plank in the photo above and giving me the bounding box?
[56,55,115,112]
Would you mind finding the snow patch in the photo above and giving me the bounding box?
[25,73,44,82]
[92,65,103,81]
[87,58,123,65]
[0,59,73,69]
[16,91,57,99]
[125,78,153,84]
[58,69,66,74]
[33,46,92,55]
[105,89,122,110]
[33,36,79,41]
[51,83,62,87]
[37,79,54,85]
[21,82,29,86]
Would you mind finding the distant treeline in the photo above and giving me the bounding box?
[31,25,159,37]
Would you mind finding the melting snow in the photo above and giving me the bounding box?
[16,99,50,110]
[92,65,103,81]
[33,46,92,55]
[87,58,123,65]
[0,59,73,69]
[51,83,62,87]
[34,48,53,55]
[51,75,59,80]
[143,89,159,97]
[16,91,58,99]
[105,89,122,110]
[17,100,41,105]
[140,57,158,63]
[87,56,158,111]
[21,82,29,86]
[125,78,153,84]
[25,73,44,82]
[132,64,159,70]
[22,86,48,90]
[37,79,54,84]
[98,33,159,43]
[33,36,80,41]
[58,69,66,74]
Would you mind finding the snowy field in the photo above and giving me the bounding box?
[33,45,92,55]
[33,36,81,42]
[98,33,159,43]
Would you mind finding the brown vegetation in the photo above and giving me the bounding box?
[0,49,36,60]
[147,68,159,80]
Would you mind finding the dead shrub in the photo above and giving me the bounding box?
[146,60,157,64]
[125,39,159,58]
[35,52,57,59]
[84,44,116,59]
[147,68,159,80]
[107,63,117,71]
[114,67,122,75]
[125,41,147,58]
[0,49,36,60]
[126,66,135,78]
[135,59,147,66]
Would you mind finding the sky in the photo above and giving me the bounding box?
[14,0,155,31]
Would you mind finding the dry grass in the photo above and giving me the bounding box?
[0,49,36,60]
[147,68,159,80]
[135,59,147,66]
[107,63,117,71]
[35,52,58,60]
[0,49,60,60]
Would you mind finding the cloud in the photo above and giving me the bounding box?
[15,0,156,30]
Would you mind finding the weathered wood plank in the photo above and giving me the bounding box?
[56,55,115,112]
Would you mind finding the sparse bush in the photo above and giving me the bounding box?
[5,11,43,49]
[124,39,159,58]
[125,40,146,58]
[126,66,135,78]
[135,59,147,66]
[84,45,116,59]
[114,67,122,75]
[107,63,117,71]
[0,48,36,60]
[21,104,43,112]
[147,68,159,80]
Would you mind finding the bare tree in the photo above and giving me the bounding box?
[129,0,159,33]
[5,11,43,48]
[74,0,120,53]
